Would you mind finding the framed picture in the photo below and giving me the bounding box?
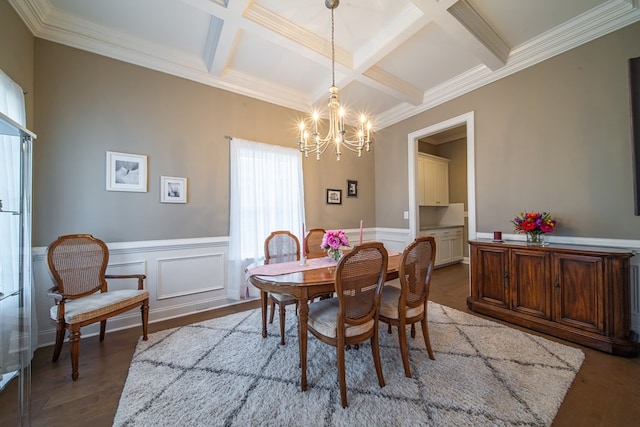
[326,188,342,205]
[347,180,358,198]
[106,151,147,192]
[161,176,187,203]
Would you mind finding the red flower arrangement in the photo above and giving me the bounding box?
[512,211,557,235]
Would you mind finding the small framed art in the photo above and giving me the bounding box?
[347,180,358,198]
[106,151,147,192]
[161,176,187,203]
[326,188,342,205]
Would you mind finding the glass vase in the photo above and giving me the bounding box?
[327,248,342,261]
[526,233,545,246]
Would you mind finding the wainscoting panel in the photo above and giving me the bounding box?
[157,253,225,299]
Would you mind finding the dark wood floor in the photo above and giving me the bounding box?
[1,263,638,426]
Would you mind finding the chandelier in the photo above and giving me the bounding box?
[297,0,372,161]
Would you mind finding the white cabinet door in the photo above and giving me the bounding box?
[419,226,464,267]
[418,154,449,206]
[432,160,449,205]
[450,228,464,261]
[438,229,453,264]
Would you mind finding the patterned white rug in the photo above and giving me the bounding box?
[114,302,584,426]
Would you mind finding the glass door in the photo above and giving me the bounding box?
[0,112,34,426]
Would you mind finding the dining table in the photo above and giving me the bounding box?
[246,251,400,391]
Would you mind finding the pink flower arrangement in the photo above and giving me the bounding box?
[321,229,349,250]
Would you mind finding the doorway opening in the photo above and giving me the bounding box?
[406,111,476,242]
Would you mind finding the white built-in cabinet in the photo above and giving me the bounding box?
[420,226,464,267]
[417,153,449,206]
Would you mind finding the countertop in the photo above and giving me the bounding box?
[419,224,464,230]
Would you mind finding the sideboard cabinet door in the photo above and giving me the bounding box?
[471,244,509,308]
[510,249,552,319]
[553,253,604,334]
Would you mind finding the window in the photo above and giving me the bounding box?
[227,138,305,298]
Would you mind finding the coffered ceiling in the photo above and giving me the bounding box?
[9,0,640,129]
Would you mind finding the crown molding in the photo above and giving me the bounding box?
[375,0,640,129]
[9,0,640,130]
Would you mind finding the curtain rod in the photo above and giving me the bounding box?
[224,135,232,141]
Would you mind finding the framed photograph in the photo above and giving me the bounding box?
[161,176,187,203]
[326,188,342,205]
[347,180,358,198]
[106,151,147,192]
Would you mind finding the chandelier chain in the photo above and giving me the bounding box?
[331,6,335,88]
[296,0,373,161]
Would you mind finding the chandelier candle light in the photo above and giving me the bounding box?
[297,0,372,161]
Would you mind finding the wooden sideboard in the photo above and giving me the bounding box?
[468,239,638,356]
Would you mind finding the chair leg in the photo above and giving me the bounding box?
[411,323,416,339]
[371,327,385,389]
[260,291,268,338]
[421,317,435,360]
[268,297,276,324]
[398,321,411,378]
[387,323,392,334]
[52,322,66,362]
[278,302,286,345]
[69,327,81,381]
[141,299,149,340]
[337,337,348,408]
[99,320,106,341]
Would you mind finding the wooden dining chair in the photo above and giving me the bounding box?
[264,230,300,345]
[305,228,326,259]
[306,242,388,408]
[304,227,335,301]
[379,236,436,378]
[46,234,149,380]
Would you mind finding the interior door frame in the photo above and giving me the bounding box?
[407,111,476,241]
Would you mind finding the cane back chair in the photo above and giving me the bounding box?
[46,234,149,380]
[264,230,300,345]
[306,241,388,407]
[304,228,326,259]
[379,236,436,378]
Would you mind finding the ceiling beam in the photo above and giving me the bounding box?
[413,0,509,71]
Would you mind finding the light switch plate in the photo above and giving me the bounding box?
[403,211,409,219]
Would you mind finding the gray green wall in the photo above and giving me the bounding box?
[376,20,640,239]
[0,0,33,128]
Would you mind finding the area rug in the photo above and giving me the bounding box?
[113,302,584,426]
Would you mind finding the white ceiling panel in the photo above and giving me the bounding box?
[376,22,482,92]
[228,30,331,96]
[10,0,640,128]
[49,0,212,57]
[466,0,608,47]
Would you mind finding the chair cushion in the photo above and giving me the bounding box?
[270,293,297,303]
[307,298,374,339]
[50,289,149,324]
[379,286,424,320]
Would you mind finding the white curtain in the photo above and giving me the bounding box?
[0,69,36,368]
[227,138,305,299]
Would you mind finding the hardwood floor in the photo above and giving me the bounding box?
[1,263,638,426]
